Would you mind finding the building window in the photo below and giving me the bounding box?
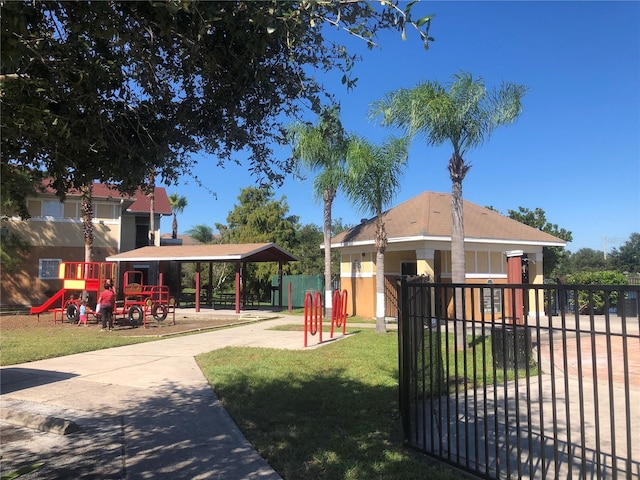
[95,203,118,220]
[352,259,361,275]
[42,201,63,218]
[482,280,502,315]
[39,259,61,279]
[64,201,80,219]
[401,262,417,276]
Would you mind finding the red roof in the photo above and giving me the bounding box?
[124,186,172,215]
[40,181,172,215]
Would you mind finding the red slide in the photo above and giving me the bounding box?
[30,288,65,315]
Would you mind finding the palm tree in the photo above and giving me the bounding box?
[344,135,409,333]
[287,106,348,319]
[186,224,214,244]
[168,193,188,239]
[371,72,527,324]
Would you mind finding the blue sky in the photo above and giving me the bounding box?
[161,1,640,254]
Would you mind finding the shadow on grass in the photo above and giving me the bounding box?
[198,357,461,480]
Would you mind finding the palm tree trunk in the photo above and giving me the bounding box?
[81,183,94,263]
[323,193,333,320]
[375,249,386,333]
[450,154,467,348]
[375,216,387,333]
[451,178,465,286]
[81,183,93,303]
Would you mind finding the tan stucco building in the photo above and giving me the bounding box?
[330,191,567,319]
[1,183,172,306]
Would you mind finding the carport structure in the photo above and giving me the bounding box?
[106,243,298,313]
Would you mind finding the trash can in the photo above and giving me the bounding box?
[491,325,532,369]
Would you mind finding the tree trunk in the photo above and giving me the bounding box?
[375,216,387,333]
[323,190,334,320]
[375,248,386,333]
[449,153,467,349]
[172,214,178,239]
[81,184,94,263]
[81,183,94,303]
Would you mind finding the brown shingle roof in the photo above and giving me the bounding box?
[331,191,566,247]
[106,243,298,263]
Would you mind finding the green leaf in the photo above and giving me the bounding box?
[415,14,435,27]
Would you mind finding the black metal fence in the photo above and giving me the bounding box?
[397,278,640,479]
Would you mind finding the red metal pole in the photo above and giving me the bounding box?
[195,262,201,313]
[235,262,241,314]
[315,291,323,344]
[304,292,312,347]
[330,290,339,338]
[341,289,348,335]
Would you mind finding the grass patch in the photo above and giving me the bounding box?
[0,324,157,365]
[196,330,463,480]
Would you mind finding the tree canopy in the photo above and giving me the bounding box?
[1,0,433,218]
[370,72,527,292]
[218,186,300,298]
[344,135,409,330]
[287,105,348,317]
[609,232,640,275]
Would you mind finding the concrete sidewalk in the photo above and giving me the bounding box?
[0,314,341,479]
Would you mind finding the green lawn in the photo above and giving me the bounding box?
[196,329,464,480]
[2,316,467,479]
[0,324,156,366]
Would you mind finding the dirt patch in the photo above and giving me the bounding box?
[0,311,260,337]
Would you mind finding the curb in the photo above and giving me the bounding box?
[1,407,80,435]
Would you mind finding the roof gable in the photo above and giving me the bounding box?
[125,186,172,216]
[332,191,566,247]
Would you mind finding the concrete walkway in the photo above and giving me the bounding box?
[0,313,345,479]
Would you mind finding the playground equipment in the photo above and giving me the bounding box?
[119,270,175,327]
[30,261,117,323]
[303,290,348,347]
[30,261,176,327]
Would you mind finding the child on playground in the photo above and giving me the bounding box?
[78,299,88,326]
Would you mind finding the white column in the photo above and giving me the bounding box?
[416,248,435,280]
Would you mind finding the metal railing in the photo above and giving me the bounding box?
[397,278,640,479]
